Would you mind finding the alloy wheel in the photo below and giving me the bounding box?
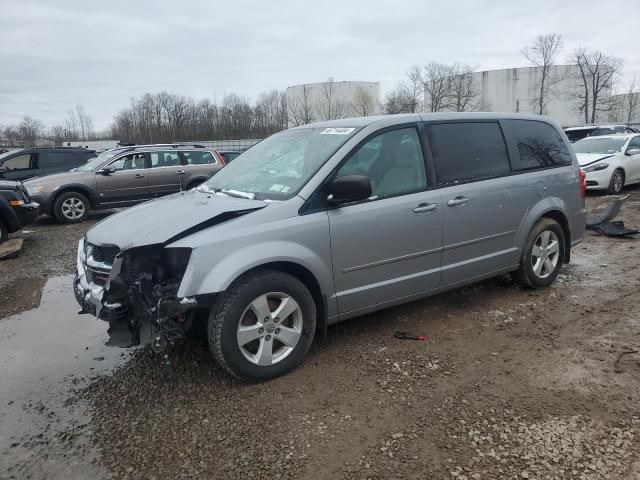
[236,292,303,366]
[531,230,560,279]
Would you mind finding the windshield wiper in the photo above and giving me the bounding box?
[214,188,255,200]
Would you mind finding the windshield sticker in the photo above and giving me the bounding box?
[320,127,355,135]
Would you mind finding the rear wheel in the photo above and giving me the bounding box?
[513,218,565,288]
[208,270,316,381]
[54,191,90,223]
[607,169,625,194]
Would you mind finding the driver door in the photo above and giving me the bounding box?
[328,126,443,316]
[95,153,150,207]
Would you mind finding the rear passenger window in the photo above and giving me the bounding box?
[150,152,180,167]
[182,151,215,165]
[39,151,77,168]
[502,120,572,171]
[426,122,509,185]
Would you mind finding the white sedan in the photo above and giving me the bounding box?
[574,134,640,194]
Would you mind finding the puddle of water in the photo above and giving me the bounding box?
[0,275,127,479]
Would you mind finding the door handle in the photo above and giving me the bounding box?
[447,196,469,207]
[176,170,185,175]
[413,203,438,213]
[134,173,145,178]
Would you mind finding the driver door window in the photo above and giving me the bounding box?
[336,128,427,199]
[110,153,147,171]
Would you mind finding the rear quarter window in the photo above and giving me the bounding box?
[39,151,81,169]
[502,120,572,171]
[426,122,510,186]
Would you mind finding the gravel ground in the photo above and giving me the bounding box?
[2,193,640,479]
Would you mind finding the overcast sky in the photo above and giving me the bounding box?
[1,0,638,130]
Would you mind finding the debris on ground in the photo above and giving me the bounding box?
[586,195,639,237]
[0,238,24,260]
[614,349,639,373]
[394,331,428,341]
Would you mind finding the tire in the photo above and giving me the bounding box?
[607,169,625,195]
[53,191,90,223]
[208,270,316,381]
[0,219,7,244]
[513,218,565,289]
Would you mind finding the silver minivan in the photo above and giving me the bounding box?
[74,113,586,380]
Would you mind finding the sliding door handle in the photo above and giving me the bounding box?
[447,196,469,207]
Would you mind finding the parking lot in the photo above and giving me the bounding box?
[1,193,640,480]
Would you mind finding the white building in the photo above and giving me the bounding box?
[285,81,380,126]
[425,65,613,128]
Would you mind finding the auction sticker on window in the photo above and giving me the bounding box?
[320,127,355,135]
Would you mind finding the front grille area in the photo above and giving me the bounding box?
[88,244,119,266]
[86,267,110,286]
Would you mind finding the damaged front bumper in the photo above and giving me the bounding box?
[74,237,201,350]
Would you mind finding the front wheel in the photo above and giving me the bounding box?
[208,270,316,381]
[607,169,625,194]
[54,191,90,223]
[513,218,565,288]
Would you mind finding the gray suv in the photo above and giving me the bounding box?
[74,113,586,381]
[23,144,223,223]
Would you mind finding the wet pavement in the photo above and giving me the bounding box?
[0,275,127,480]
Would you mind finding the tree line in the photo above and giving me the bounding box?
[2,33,638,148]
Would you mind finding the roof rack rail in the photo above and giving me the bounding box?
[117,143,206,149]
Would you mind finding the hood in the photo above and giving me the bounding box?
[85,190,267,250]
[576,153,615,167]
[22,170,90,186]
[0,180,21,190]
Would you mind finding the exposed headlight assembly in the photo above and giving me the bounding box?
[584,163,609,172]
[26,185,46,195]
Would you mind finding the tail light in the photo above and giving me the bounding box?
[579,168,586,198]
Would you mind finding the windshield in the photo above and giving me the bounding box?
[73,149,125,171]
[573,137,627,154]
[202,127,358,200]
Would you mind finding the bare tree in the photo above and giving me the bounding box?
[288,84,315,126]
[18,116,44,146]
[522,34,564,115]
[75,105,94,141]
[316,78,347,121]
[350,86,376,116]
[568,48,624,124]
[417,62,455,112]
[383,79,422,114]
[48,125,65,145]
[448,64,482,112]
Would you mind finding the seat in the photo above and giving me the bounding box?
[369,133,426,198]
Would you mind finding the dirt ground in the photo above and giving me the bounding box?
[1,193,640,480]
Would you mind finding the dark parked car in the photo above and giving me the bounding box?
[0,147,97,181]
[23,144,224,223]
[564,125,640,143]
[215,149,243,163]
[0,180,39,243]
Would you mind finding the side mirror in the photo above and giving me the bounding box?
[327,175,372,205]
[98,166,116,175]
[626,148,640,156]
